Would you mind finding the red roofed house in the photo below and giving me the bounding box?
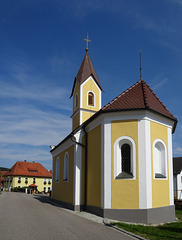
[51,45,177,224]
[3,160,52,193]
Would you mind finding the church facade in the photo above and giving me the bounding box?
[51,49,177,224]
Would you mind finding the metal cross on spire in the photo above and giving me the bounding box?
[84,33,91,52]
[140,50,143,80]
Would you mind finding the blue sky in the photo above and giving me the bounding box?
[0,0,182,170]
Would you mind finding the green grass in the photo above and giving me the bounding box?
[113,210,182,240]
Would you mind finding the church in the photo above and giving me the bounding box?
[50,40,177,224]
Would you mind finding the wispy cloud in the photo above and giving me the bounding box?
[151,77,169,91]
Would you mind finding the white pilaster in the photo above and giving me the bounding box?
[168,127,174,205]
[101,120,111,209]
[138,119,152,209]
[73,130,82,207]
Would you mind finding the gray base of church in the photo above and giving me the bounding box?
[86,205,175,224]
[51,198,175,224]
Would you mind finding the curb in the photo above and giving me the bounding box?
[103,218,148,240]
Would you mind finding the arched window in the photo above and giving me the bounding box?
[114,136,136,179]
[55,157,60,182]
[75,93,78,109]
[153,140,167,178]
[63,152,69,181]
[88,92,94,106]
[121,144,131,174]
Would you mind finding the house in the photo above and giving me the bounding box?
[3,160,52,193]
[173,157,182,200]
[50,46,177,224]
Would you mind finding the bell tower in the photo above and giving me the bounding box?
[70,35,103,130]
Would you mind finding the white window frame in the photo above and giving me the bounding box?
[63,152,69,182]
[114,136,136,179]
[55,157,60,182]
[153,139,168,179]
[87,91,95,107]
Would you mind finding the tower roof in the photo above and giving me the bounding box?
[70,52,103,97]
[102,79,177,121]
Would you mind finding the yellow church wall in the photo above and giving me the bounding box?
[150,121,169,208]
[72,81,80,113]
[82,77,100,112]
[82,111,95,124]
[87,125,101,208]
[72,112,80,130]
[52,144,74,205]
[111,120,139,209]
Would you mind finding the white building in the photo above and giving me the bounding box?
[173,157,182,200]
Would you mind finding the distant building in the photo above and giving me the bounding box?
[0,170,8,189]
[173,157,182,200]
[3,160,52,193]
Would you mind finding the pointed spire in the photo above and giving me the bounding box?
[70,50,103,98]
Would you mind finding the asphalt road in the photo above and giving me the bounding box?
[0,192,136,240]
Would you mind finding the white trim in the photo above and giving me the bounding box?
[114,136,136,179]
[87,90,95,107]
[138,119,152,209]
[51,138,73,157]
[81,76,101,92]
[73,130,83,207]
[102,120,111,208]
[168,127,174,205]
[153,139,168,179]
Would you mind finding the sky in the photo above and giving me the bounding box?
[0,0,182,170]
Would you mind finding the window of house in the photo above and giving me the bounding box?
[88,92,94,106]
[153,140,167,178]
[18,176,21,183]
[25,177,28,184]
[114,136,136,179]
[48,179,51,184]
[33,177,36,183]
[63,152,69,181]
[43,187,46,192]
[55,157,60,182]
[44,178,46,184]
[75,93,78,109]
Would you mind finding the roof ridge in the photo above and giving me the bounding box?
[141,80,149,107]
[102,80,141,110]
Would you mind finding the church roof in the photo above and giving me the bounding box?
[70,52,103,97]
[4,161,52,178]
[102,79,177,121]
[173,157,182,174]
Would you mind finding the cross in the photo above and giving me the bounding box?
[84,33,91,52]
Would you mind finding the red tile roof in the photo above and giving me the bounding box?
[4,161,52,178]
[70,52,103,97]
[102,79,177,121]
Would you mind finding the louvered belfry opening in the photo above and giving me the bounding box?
[121,144,131,174]
[88,92,94,106]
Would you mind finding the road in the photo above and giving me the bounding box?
[0,192,137,240]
